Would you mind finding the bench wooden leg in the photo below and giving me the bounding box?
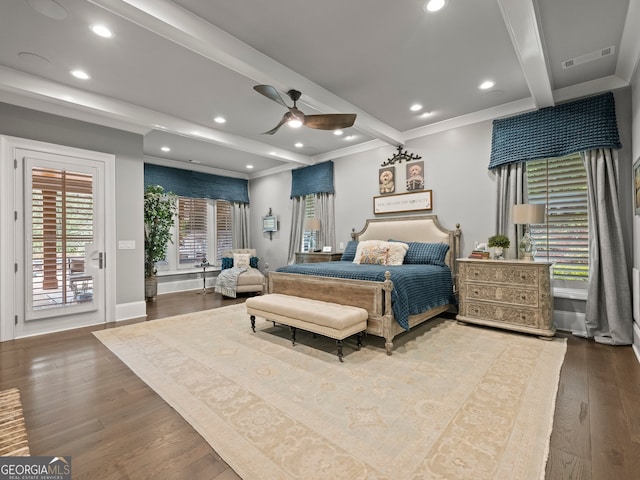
[290,326,297,346]
[250,315,256,333]
[356,331,364,351]
[336,339,344,362]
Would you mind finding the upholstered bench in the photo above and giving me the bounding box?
[245,293,368,362]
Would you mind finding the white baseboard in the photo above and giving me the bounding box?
[553,310,586,335]
[115,301,147,322]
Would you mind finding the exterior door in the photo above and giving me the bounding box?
[16,149,106,335]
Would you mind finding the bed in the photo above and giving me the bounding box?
[267,215,461,354]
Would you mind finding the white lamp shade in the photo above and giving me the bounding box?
[304,217,321,231]
[511,204,545,224]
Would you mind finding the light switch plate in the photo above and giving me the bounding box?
[118,240,136,250]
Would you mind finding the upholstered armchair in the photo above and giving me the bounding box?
[220,248,265,295]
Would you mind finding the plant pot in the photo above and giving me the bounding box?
[145,275,158,302]
[493,246,505,260]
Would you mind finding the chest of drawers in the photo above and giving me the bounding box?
[456,258,555,338]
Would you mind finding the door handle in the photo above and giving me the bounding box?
[98,252,105,269]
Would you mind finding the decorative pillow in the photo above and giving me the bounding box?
[341,240,359,261]
[353,240,386,264]
[249,256,259,269]
[221,257,233,270]
[233,253,251,268]
[404,242,450,266]
[359,245,389,265]
[386,241,409,265]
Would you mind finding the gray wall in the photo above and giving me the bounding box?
[0,102,145,305]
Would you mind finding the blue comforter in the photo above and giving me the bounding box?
[275,261,456,330]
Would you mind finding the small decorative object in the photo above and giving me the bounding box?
[304,217,321,252]
[262,207,278,240]
[511,203,545,261]
[406,161,424,191]
[634,157,640,215]
[380,145,422,167]
[379,167,395,194]
[487,234,510,260]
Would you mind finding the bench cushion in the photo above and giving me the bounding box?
[246,293,367,339]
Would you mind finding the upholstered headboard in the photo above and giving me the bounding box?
[222,248,257,258]
[351,215,461,273]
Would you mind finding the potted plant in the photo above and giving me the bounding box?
[144,185,177,301]
[487,234,510,260]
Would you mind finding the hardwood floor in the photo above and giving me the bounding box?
[1,290,639,479]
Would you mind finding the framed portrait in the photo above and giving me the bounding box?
[373,190,432,214]
[378,166,395,195]
[635,157,640,215]
[406,161,424,191]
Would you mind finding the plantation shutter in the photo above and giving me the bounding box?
[178,197,207,264]
[527,153,589,280]
[301,194,315,252]
[215,200,232,261]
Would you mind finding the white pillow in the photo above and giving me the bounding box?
[233,253,251,268]
[386,241,409,265]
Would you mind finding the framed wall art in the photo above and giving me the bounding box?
[378,166,395,194]
[373,190,432,214]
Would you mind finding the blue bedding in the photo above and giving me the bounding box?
[275,261,456,330]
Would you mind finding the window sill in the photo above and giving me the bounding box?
[553,287,587,301]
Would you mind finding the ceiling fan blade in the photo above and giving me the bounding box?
[303,113,357,130]
[253,85,289,108]
[261,114,288,135]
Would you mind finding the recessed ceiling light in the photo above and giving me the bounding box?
[70,69,90,80]
[213,116,226,124]
[246,165,254,169]
[424,0,447,13]
[161,146,170,152]
[333,130,343,136]
[345,135,356,141]
[90,24,113,38]
[410,104,423,112]
[420,111,433,118]
[479,80,495,90]
[294,142,304,148]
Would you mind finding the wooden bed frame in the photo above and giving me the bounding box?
[267,215,462,354]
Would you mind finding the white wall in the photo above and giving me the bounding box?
[631,70,640,361]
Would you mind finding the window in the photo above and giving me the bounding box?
[301,194,315,252]
[159,198,232,271]
[178,197,208,264]
[215,200,232,262]
[526,153,589,281]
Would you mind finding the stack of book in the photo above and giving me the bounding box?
[468,250,490,259]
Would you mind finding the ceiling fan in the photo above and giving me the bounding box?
[253,85,357,135]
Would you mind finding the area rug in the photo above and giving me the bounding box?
[0,388,30,456]
[94,304,566,480]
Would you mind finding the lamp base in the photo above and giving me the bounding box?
[520,252,535,261]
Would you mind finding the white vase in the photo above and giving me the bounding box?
[493,246,504,260]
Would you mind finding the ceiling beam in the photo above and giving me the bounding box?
[88,0,405,147]
[615,0,640,84]
[497,0,554,109]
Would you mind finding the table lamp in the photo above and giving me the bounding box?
[511,204,545,261]
[304,217,321,252]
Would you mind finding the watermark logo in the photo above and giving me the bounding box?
[0,456,71,480]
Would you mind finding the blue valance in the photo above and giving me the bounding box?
[144,163,249,203]
[489,92,621,170]
[290,161,334,198]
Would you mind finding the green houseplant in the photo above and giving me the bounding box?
[144,185,177,301]
[487,234,510,260]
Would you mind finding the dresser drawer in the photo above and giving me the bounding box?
[464,283,539,307]
[466,264,538,286]
[463,301,541,329]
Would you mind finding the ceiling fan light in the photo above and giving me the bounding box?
[287,119,303,128]
[424,0,447,13]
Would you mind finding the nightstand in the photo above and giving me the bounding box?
[456,258,555,338]
[295,252,343,263]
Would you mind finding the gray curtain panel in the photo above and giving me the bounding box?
[581,148,633,345]
[314,193,336,252]
[287,196,306,265]
[494,162,525,259]
[231,202,250,249]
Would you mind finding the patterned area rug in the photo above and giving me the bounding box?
[0,388,30,456]
[94,304,566,480]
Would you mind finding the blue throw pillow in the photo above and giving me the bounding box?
[404,242,450,266]
[250,256,259,269]
[341,240,359,261]
[221,257,233,269]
